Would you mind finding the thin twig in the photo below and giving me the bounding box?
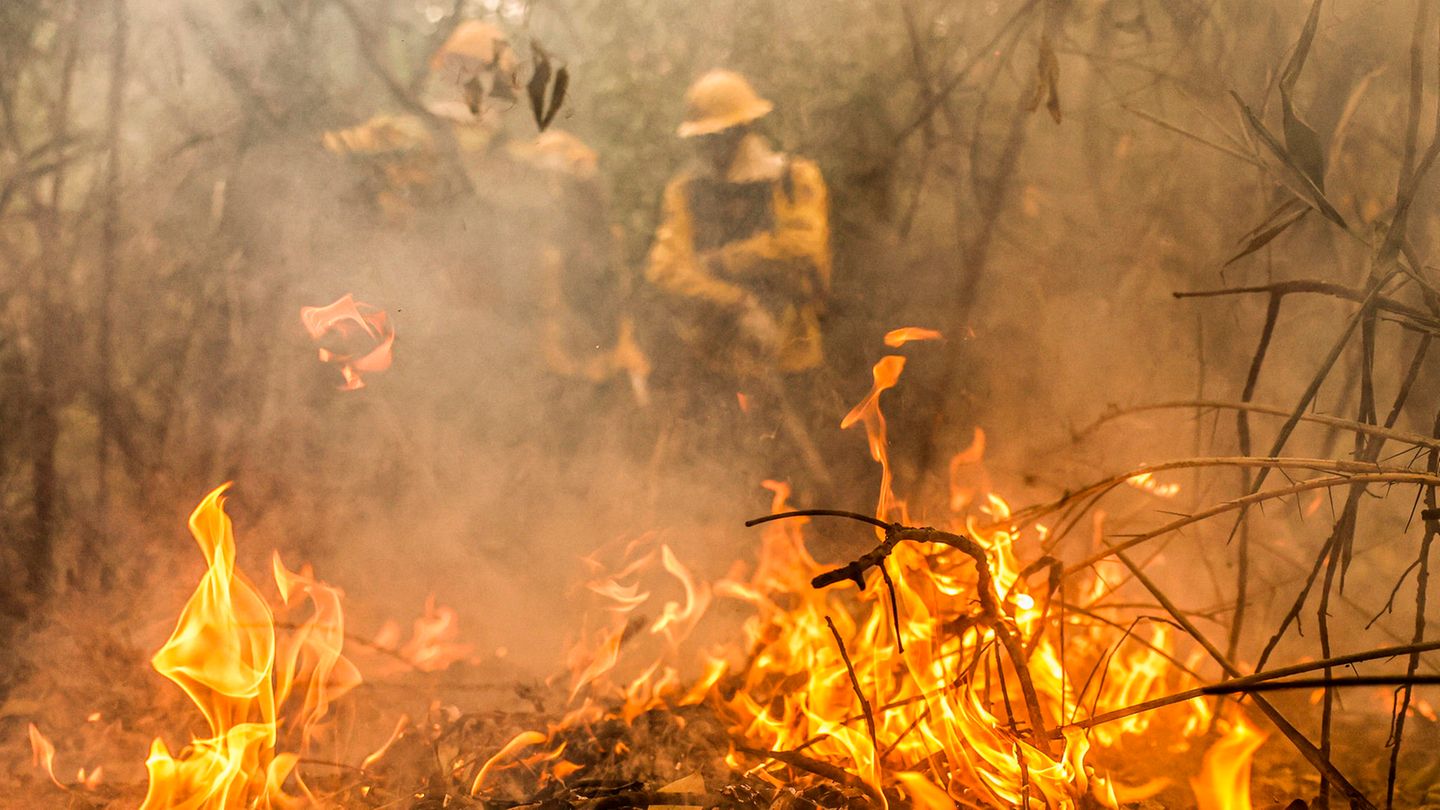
[879,563,905,653]
[1173,280,1440,333]
[1064,472,1440,579]
[1053,638,1440,736]
[736,746,883,805]
[1387,411,1440,809]
[1204,675,1440,695]
[826,615,879,759]
[1109,547,1376,809]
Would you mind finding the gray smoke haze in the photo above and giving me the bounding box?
[5,0,1440,801]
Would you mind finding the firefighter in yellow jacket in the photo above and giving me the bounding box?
[323,23,645,395]
[646,70,831,380]
[322,21,516,224]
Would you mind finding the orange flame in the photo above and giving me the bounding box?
[1191,715,1266,810]
[470,730,549,796]
[883,327,943,347]
[375,595,477,672]
[27,724,64,790]
[300,294,395,390]
[948,427,989,512]
[549,340,1221,807]
[842,355,907,523]
[141,484,359,809]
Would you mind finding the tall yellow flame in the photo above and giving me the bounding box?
[142,484,359,809]
[1191,716,1266,810]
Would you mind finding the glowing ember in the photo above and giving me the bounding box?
[1125,472,1180,498]
[300,293,395,390]
[141,484,359,809]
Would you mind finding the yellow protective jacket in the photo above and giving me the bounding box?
[646,134,831,376]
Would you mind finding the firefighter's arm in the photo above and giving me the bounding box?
[645,177,754,310]
[321,114,433,155]
[706,160,831,297]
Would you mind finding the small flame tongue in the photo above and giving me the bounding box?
[27,724,63,790]
[842,354,907,523]
[1191,716,1266,810]
[882,326,943,347]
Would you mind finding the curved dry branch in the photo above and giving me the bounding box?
[1073,400,1440,452]
[1062,472,1440,578]
[988,456,1420,537]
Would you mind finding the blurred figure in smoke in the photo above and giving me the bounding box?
[322,22,643,456]
[513,130,652,444]
[322,21,517,226]
[645,70,834,495]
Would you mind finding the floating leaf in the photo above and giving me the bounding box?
[1224,198,1309,267]
[1026,35,1061,124]
[1232,92,1347,228]
[541,66,569,130]
[463,75,484,115]
[1278,0,1326,189]
[528,42,552,131]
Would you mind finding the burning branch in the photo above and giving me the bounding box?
[1109,546,1377,810]
[737,746,884,805]
[1053,638,1440,736]
[748,510,1057,757]
[824,615,878,762]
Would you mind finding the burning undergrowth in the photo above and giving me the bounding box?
[16,335,1337,810]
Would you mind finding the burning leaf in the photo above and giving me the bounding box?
[1026,35,1062,124]
[299,293,395,390]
